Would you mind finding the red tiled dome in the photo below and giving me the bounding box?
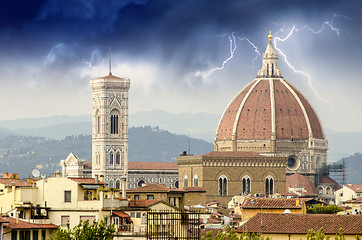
[286,173,318,195]
[215,78,324,141]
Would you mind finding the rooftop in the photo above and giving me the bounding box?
[236,213,362,234]
[4,217,58,230]
[0,178,33,187]
[128,162,178,170]
[344,184,362,192]
[240,198,305,209]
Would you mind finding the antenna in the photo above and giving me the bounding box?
[109,46,112,74]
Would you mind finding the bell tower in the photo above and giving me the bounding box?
[91,69,130,192]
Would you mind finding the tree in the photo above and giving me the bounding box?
[307,204,343,214]
[50,218,115,240]
[200,226,271,240]
[306,228,330,240]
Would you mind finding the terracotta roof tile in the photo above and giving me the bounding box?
[128,162,178,170]
[113,212,130,218]
[344,184,362,193]
[319,175,341,189]
[236,213,362,234]
[0,179,33,187]
[5,217,58,229]
[241,198,304,209]
[69,177,106,185]
[97,73,123,80]
[286,173,318,195]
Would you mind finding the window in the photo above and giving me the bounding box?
[134,195,139,200]
[242,175,251,195]
[194,175,199,187]
[141,213,146,225]
[130,212,135,218]
[136,212,141,218]
[147,195,154,200]
[109,152,114,165]
[265,176,274,195]
[218,174,228,196]
[116,152,120,165]
[96,111,101,135]
[110,110,119,134]
[61,216,70,226]
[64,191,71,202]
[115,180,120,189]
[184,175,188,188]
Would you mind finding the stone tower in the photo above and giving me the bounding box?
[91,70,130,191]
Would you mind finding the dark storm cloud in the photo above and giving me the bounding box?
[0,0,360,81]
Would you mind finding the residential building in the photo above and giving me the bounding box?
[335,184,362,205]
[235,197,307,221]
[1,217,57,240]
[236,213,362,239]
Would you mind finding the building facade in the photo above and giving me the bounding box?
[90,72,130,188]
[177,151,287,207]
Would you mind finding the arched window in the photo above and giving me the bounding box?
[218,174,227,196]
[96,110,101,135]
[194,175,199,187]
[265,175,274,195]
[137,179,145,188]
[242,175,251,195]
[326,187,332,195]
[116,152,120,165]
[108,179,114,188]
[184,175,188,188]
[115,180,121,189]
[109,152,114,165]
[110,110,119,134]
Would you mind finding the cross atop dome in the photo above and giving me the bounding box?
[257,31,282,78]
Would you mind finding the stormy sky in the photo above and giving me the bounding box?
[1,0,362,132]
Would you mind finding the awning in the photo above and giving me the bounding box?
[82,185,100,190]
[113,212,130,218]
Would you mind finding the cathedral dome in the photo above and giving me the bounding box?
[215,76,324,142]
[214,33,328,175]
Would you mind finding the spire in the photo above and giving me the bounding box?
[257,31,282,78]
[109,46,112,75]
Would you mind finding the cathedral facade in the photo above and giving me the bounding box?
[178,33,329,206]
[90,72,130,188]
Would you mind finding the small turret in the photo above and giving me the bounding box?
[257,31,282,78]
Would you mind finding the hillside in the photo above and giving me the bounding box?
[0,126,213,178]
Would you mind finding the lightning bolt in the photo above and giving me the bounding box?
[45,43,63,59]
[273,14,348,102]
[84,50,98,68]
[196,33,262,78]
[238,37,262,68]
[196,33,237,79]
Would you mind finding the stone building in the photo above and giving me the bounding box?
[127,162,179,189]
[177,33,333,206]
[90,71,130,190]
[214,32,328,185]
[178,152,287,207]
